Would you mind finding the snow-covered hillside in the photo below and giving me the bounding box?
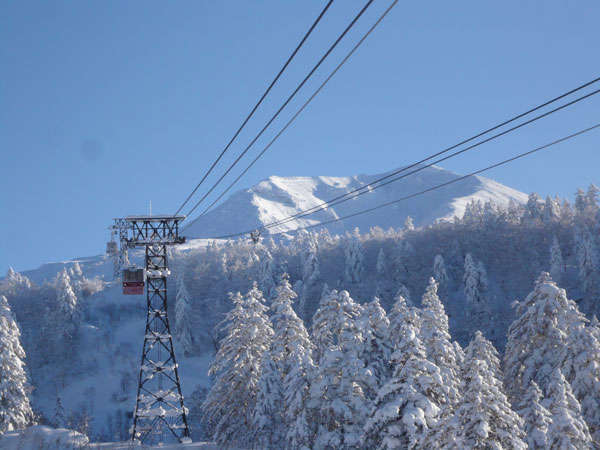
[3,171,600,447]
[184,165,528,238]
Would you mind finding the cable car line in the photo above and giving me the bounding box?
[287,122,600,234]
[197,0,399,218]
[209,121,600,240]
[201,82,600,236]
[259,85,600,230]
[174,0,335,216]
[184,0,376,218]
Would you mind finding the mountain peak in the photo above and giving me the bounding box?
[184,166,527,239]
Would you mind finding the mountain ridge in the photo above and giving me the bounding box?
[184,165,528,238]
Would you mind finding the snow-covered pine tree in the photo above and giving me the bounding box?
[562,318,600,443]
[358,298,391,405]
[463,253,490,332]
[364,320,447,449]
[393,240,414,283]
[56,268,79,323]
[4,267,32,293]
[419,278,461,407]
[258,249,276,300]
[344,228,364,284]
[403,216,415,232]
[376,248,387,278]
[300,245,320,320]
[433,333,526,449]
[387,285,417,350]
[70,261,83,279]
[503,272,587,400]
[253,352,285,449]
[544,195,561,223]
[464,330,501,379]
[174,275,194,356]
[374,249,394,308]
[575,188,587,216]
[432,254,449,292]
[575,226,600,315]
[309,290,366,449]
[550,235,565,284]
[545,368,592,449]
[526,192,543,222]
[518,381,551,450]
[586,184,600,216]
[0,296,33,434]
[311,289,340,366]
[203,284,273,448]
[266,274,316,449]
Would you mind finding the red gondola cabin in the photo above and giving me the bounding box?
[123,267,145,295]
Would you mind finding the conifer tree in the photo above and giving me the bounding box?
[562,319,600,443]
[174,275,194,356]
[364,320,447,449]
[393,240,415,283]
[358,298,391,404]
[463,253,489,331]
[550,235,564,284]
[544,195,561,223]
[518,381,551,450]
[258,249,276,299]
[203,285,273,448]
[403,216,415,232]
[253,352,285,449]
[420,278,461,407]
[310,290,366,449]
[268,275,315,449]
[430,331,526,449]
[344,228,364,284]
[438,336,526,450]
[575,226,600,314]
[387,287,417,350]
[0,296,34,433]
[376,248,387,277]
[56,269,78,322]
[432,254,449,292]
[300,246,320,320]
[4,267,32,292]
[545,369,592,449]
[503,273,587,400]
[464,330,501,379]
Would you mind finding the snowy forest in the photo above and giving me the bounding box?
[2,185,600,448]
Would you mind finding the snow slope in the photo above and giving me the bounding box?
[184,165,528,238]
[0,426,217,449]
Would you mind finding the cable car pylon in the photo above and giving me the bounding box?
[113,215,191,444]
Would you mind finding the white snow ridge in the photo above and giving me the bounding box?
[184,165,527,238]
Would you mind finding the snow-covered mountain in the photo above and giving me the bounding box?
[184,165,528,238]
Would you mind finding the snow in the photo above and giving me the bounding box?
[184,165,527,238]
[0,426,218,449]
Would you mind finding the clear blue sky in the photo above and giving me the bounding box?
[1,1,599,274]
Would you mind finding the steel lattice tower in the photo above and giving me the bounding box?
[115,216,191,444]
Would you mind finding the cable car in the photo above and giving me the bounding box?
[123,267,145,295]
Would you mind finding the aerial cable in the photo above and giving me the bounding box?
[262,85,600,229]
[174,0,335,216]
[286,122,600,234]
[210,121,600,239]
[260,80,600,229]
[184,0,376,218]
[197,0,399,218]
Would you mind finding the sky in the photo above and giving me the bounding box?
[1,0,599,274]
